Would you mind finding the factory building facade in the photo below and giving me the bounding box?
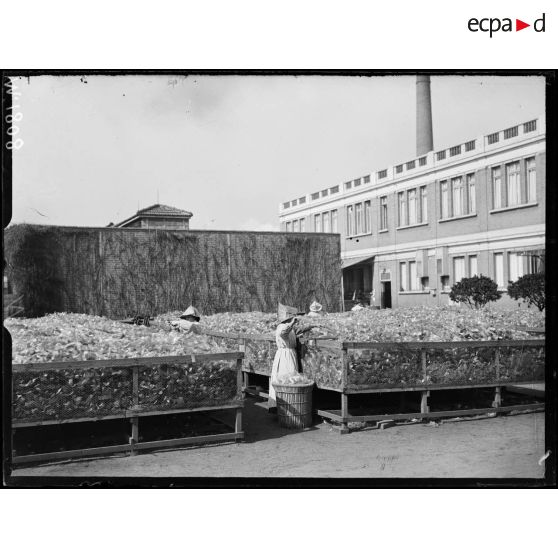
[278,116,545,309]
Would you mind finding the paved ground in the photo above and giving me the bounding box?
[12,398,546,479]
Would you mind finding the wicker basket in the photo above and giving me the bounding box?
[272,382,314,429]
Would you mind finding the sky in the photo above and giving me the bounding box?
[8,74,545,231]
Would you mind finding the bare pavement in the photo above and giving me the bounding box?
[11,397,547,480]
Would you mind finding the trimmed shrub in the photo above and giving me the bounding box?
[449,275,501,309]
[507,273,545,311]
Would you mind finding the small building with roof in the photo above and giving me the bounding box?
[108,204,193,230]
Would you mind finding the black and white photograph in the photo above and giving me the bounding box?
[2,71,552,485]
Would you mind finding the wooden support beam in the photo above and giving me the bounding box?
[129,417,139,456]
[339,393,350,434]
[495,348,500,381]
[341,394,349,420]
[12,443,133,465]
[317,403,544,425]
[236,357,244,397]
[134,432,242,452]
[235,408,243,435]
[493,386,502,408]
[420,390,430,414]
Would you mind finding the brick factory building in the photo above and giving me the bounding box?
[279,85,545,309]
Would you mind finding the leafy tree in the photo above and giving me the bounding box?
[507,273,545,311]
[449,275,501,309]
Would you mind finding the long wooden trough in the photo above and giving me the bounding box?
[11,351,245,464]
[205,330,545,432]
[309,338,545,432]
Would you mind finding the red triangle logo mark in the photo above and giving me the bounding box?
[516,19,530,31]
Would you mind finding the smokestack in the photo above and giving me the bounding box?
[416,75,433,156]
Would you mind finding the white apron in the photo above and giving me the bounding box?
[268,322,299,408]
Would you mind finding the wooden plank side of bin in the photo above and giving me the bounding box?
[317,403,544,425]
[12,443,133,465]
[341,339,544,350]
[134,431,243,452]
[343,379,546,394]
[12,412,128,429]
[12,352,245,373]
[125,402,243,419]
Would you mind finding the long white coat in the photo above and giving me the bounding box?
[268,321,299,408]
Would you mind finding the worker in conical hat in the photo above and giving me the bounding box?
[181,306,201,321]
[171,305,202,333]
[269,306,317,413]
[269,312,300,412]
[307,300,323,317]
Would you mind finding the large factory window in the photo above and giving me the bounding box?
[314,214,322,233]
[420,186,428,222]
[469,255,478,277]
[494,253,504,288]
[398,192,407,226]
[408,189,417,224]
[451,177,464,216]
[346,206,353,236]
[440,181,449,219]
[453,257,465,284]
[380,196,388,230]
[354,203,363,234]
[492,167,503,209]
[331,210,338,233]
[466,174,476,213]
[322,211,330,233]
[506,161,521,206]
[399,262,408,291]
[525,157,537,202]
[364,200,371,233]
[508,252,523,282]
[409,261,419,290]
[399,260,419,291]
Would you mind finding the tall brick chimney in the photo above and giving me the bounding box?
[416,75,434,156]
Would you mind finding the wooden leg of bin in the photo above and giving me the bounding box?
[129,417,139,456]
[339,394,350,434]
[235,407,243,435]
[493,387,502,409]
[420,391,430,415]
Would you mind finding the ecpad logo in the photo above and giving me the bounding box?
[468,13,545,37]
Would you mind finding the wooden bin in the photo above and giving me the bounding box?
[272,382,314,429]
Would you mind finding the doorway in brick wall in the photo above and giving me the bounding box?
[381,281,392,309]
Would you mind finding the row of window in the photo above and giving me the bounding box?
[350,156,536,236]
[285,218,305,233]
[284,156,538,235]
[314,209,339,233]
[493,252,540,288]
[285,210,340,233]
[399,252,541,292]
